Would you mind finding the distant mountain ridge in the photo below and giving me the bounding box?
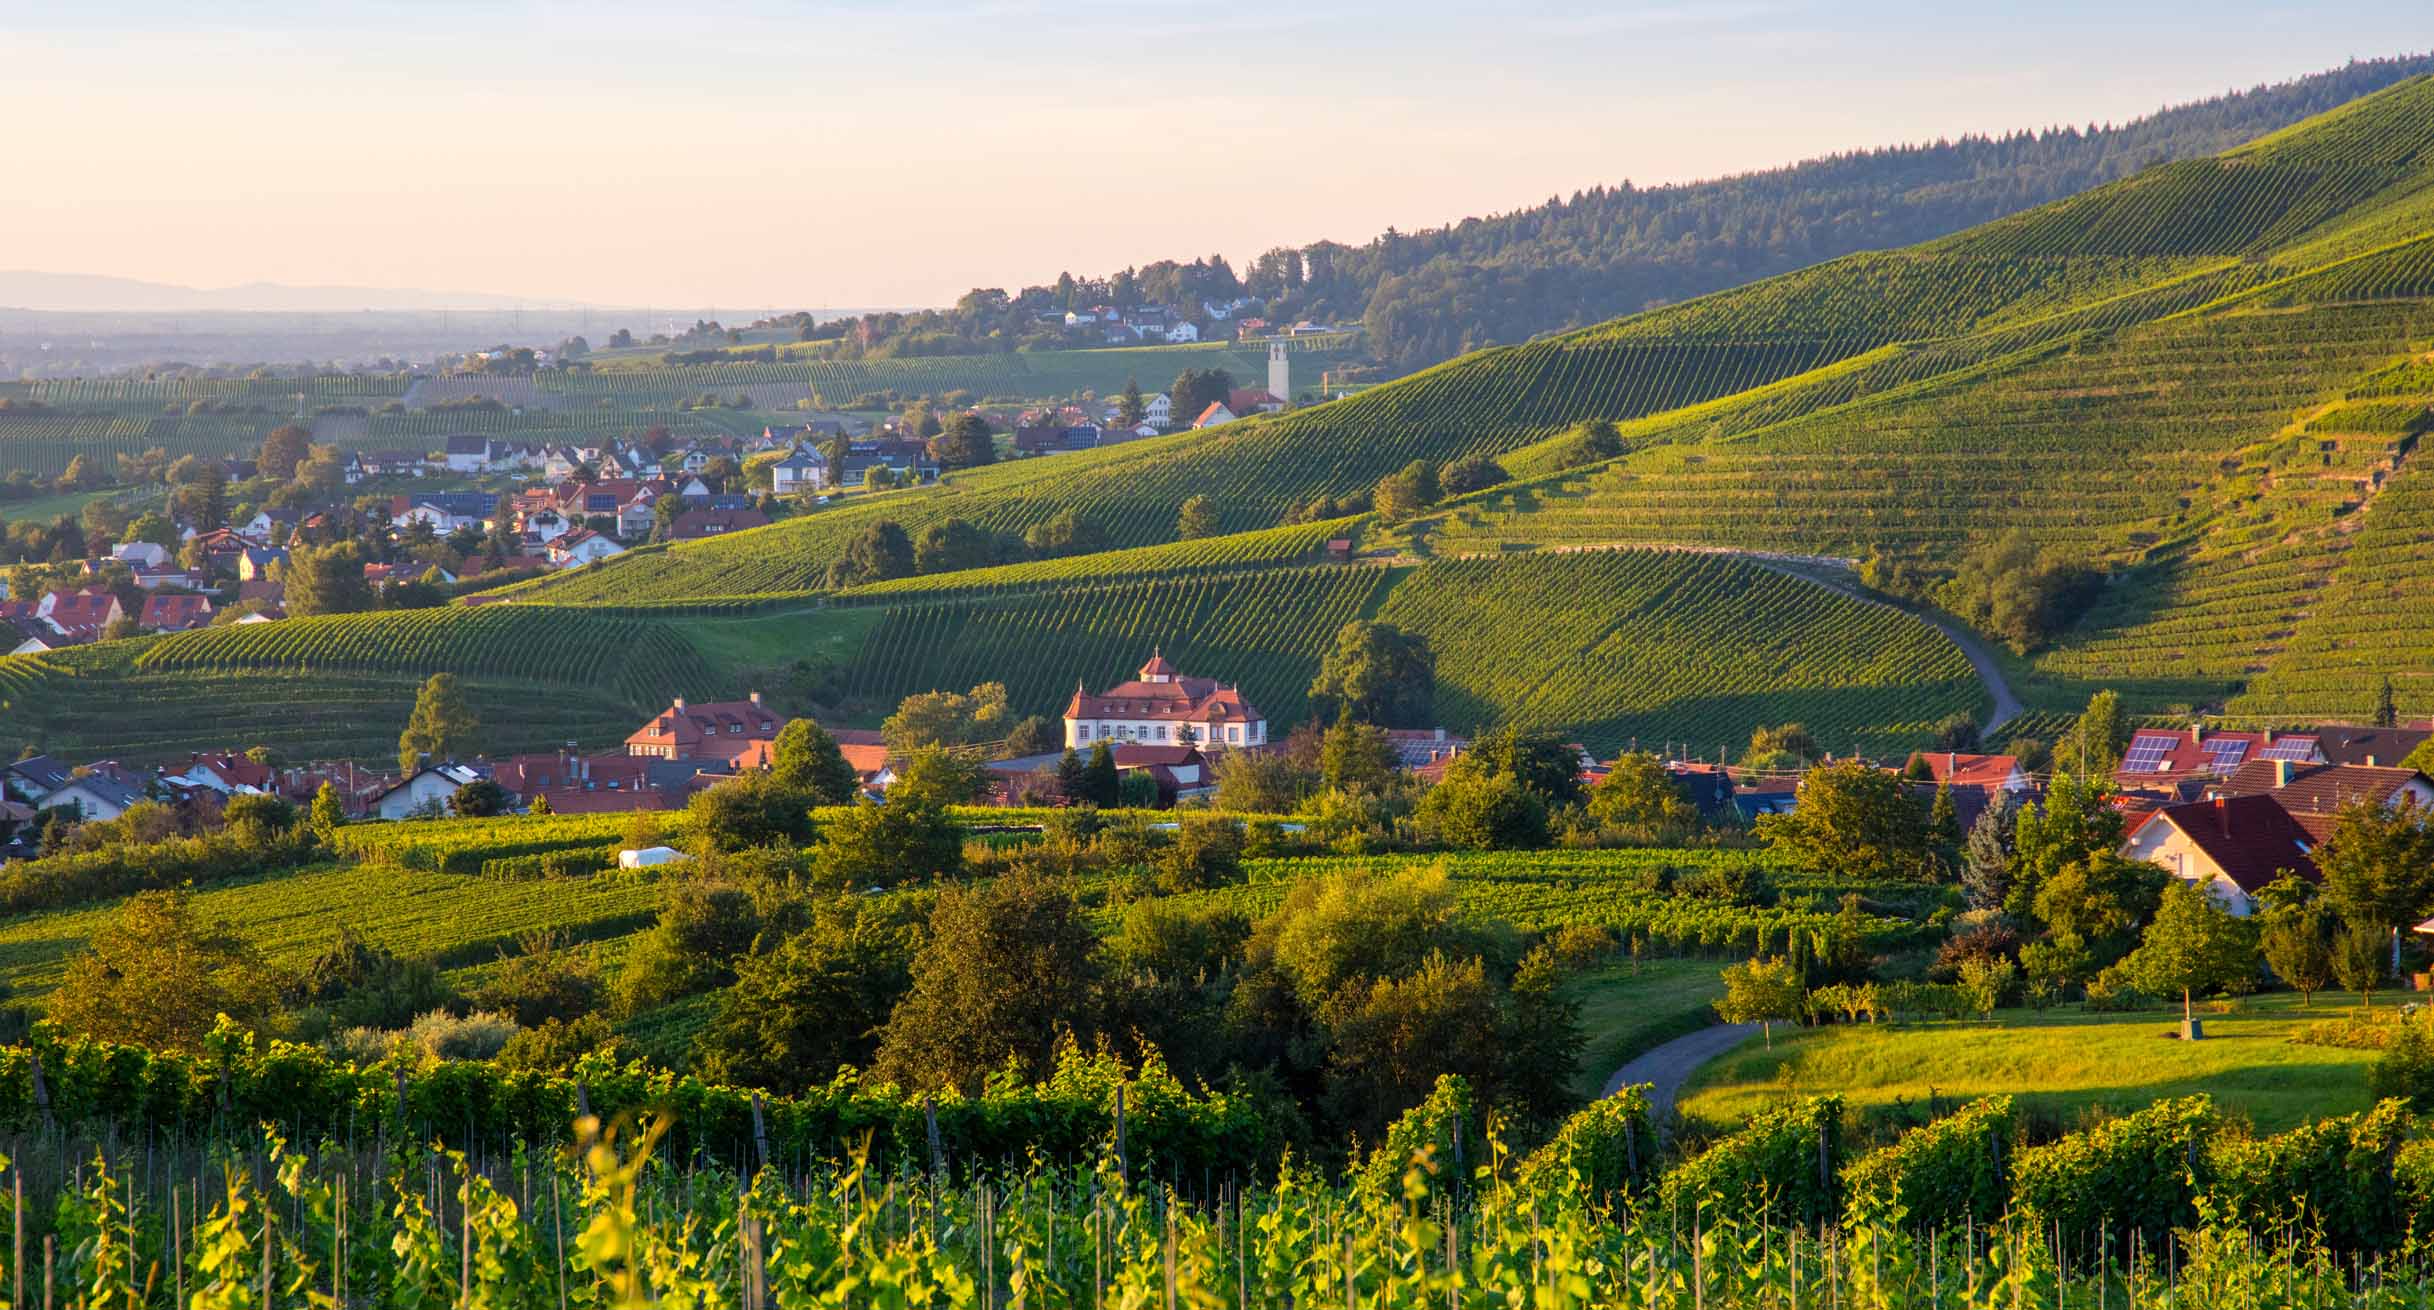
[0,270,597,314]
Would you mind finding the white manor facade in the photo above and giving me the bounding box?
[1063,652,1269,750]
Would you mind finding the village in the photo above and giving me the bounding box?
[7,644,2429,928]
[0,342,1302,651]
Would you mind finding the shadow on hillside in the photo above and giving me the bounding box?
[1433,677,1988,761]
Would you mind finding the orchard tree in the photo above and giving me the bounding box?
[2125,881,2259,1033]
[1758,760,1932,880]
[768,718,860,805]
[2260,898,2335,1007]
[1584,752,1697,834]
[1715,956,1804,1049]
[1176,495,1218,540]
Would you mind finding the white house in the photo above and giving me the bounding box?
[1144,393,1173,428]
[1164,323,1200,343]
[1063,652,1269,751]
[767,448,823,495]
[110,542,169,570]
[549,530,627,569]
[36,772,145,823]
[1190,403,1236,430]
[2119,764,2434,915]
[442,434,497,474]
[368,763,485,820]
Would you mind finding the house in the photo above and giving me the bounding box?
[396,493,500,534]
[236,548,288,583]
[616,489,662,540]
[366,763,486,820]
[1143,393,1173,427]
[1236,318,1270,339]
[241,508,306,542]
[441,434,498,473]
[36,769,147,822]
[626,694,784,764]
[1014,425,1100,456]
[519,508,573,546]
[1164,323,1200,343]
[347,449,429,483]
[163,751,275,796]
[1064,652,1268,751]
[668,508,771,541]
[139,593,214,632]
[2,755,72,805]
[1227,388,1285,416]
[546,530,625,569]
[1190,403,1235,430]
[110,542,169,570]
[2114,727,2322,790]
[2121,764,2434,914]
[1381,728,1471,771]
[768,447,827,495]
[38,587,124,636]
[2310,725,2434,768]
[1907,751,2032,794]
[1112,744,1213,804]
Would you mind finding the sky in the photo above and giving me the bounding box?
[1,0,2427,311]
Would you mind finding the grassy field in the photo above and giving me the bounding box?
[1675,992,2381,1134]
[1563,955,1729,1100]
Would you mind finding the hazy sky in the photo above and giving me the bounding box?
[2,1,2425,310]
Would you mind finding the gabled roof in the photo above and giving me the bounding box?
[1906,751,2024,790]
[2152,794,2320,893]
[2310,725,2433,768]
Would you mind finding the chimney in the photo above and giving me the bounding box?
[673,696,687,712]
[2368,754,2380,768]
[2216,795,2229,838]
[2272,758,2295,788]
[749,691,762,706]
[2191,722,2204,746]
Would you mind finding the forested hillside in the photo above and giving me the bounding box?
[1209,55,2434,367]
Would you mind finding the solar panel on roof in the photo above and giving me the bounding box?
[2258,737,2319,762]
[2123,736,2175,772]
[2203,737,2251,770]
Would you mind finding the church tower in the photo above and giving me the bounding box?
[1268,341,1291,405]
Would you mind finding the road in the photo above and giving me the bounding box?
[1601,1022,1758,1123]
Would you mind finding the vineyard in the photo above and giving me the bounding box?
[133,607,711,710]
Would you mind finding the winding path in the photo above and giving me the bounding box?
[1601,1022,1758,1123]
[1748,558,2025,735]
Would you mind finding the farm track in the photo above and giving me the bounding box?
[1602,1022,1758,1126]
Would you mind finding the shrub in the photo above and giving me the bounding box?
[2369,1016,2434,1108]
[407,1008,519,1063]
[1515,1085,1656,1203]
[2207,1100,2410,1251]
[2011,1096,2216,1248]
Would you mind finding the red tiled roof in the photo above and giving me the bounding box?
[625,698,784,762]
[1906,751,2023,790]
[2153,794,2321,893]
[139,593,212,632]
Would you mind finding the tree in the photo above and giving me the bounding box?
[2334,920,2391,1009]
[1176,495,1218,540]
[1757,760,1933,880]
[1083,742,1120,807]
[1212,746,1316,813]
[2005,773,2125,921]
[1715,956,1804,1049]
[2377,676,2400,729]
[2125,881,2260,1032]
[826,520,915,587]
[1585,752,1697,834]
[1022,508,1104,559]
[1461,725,1584,807]
[1740,723,1820,774]
[1308,621,1435,728]
[1933,530,2100,653]
[2031,854,2166,963]
[818,794,963,888]
[1319,719,1401,795]
[768,719,860,805]
[2315,797,2434,937]
[258,425,313,482]
[308,781,347,842]
[929,414,996,470]
[450,778,510,817]
[888,747,988,807]
[686,772,817,852]
[912,518,999,574]
[1116,376,1147,427]
[694,906,916,1093]
[872,873,1103,1091]
[284,540,373,618]
[2260,900,2335,1006]
[121,511,177,552]
[1055,748,1089,803]
[882,682,1011,754]
[1437,456,1509,497]
[48,891,285,1051]
[397,673,476,773]
[1372,459,1439,522]
[1416,764,1548,850]
[1960,797,2016,910]
[2053,690,2130,778]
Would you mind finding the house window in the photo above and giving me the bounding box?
[1229,726,1241,743]
[1157,725,1169,742]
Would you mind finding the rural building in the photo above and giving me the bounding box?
[367,764,486,820]
[2121,764,2434,914]
[1063,652,1267,750]
[626,694,784,764]
[1191,403,1236,430]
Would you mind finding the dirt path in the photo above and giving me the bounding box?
[1602,1022,1758,1122]
[1754,559,2026,734]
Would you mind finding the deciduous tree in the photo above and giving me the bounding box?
[1308,621,1435,728]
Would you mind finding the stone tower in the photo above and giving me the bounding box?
[1268,340,1290,404]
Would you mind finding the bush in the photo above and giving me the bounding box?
[472,931,601,1027]
[496,1015,633,1073]
[2207,1100,2410,1251]
[2370,1017,2434,1108]
[407,1008,519,1063]
[1954,957,2017,1016]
